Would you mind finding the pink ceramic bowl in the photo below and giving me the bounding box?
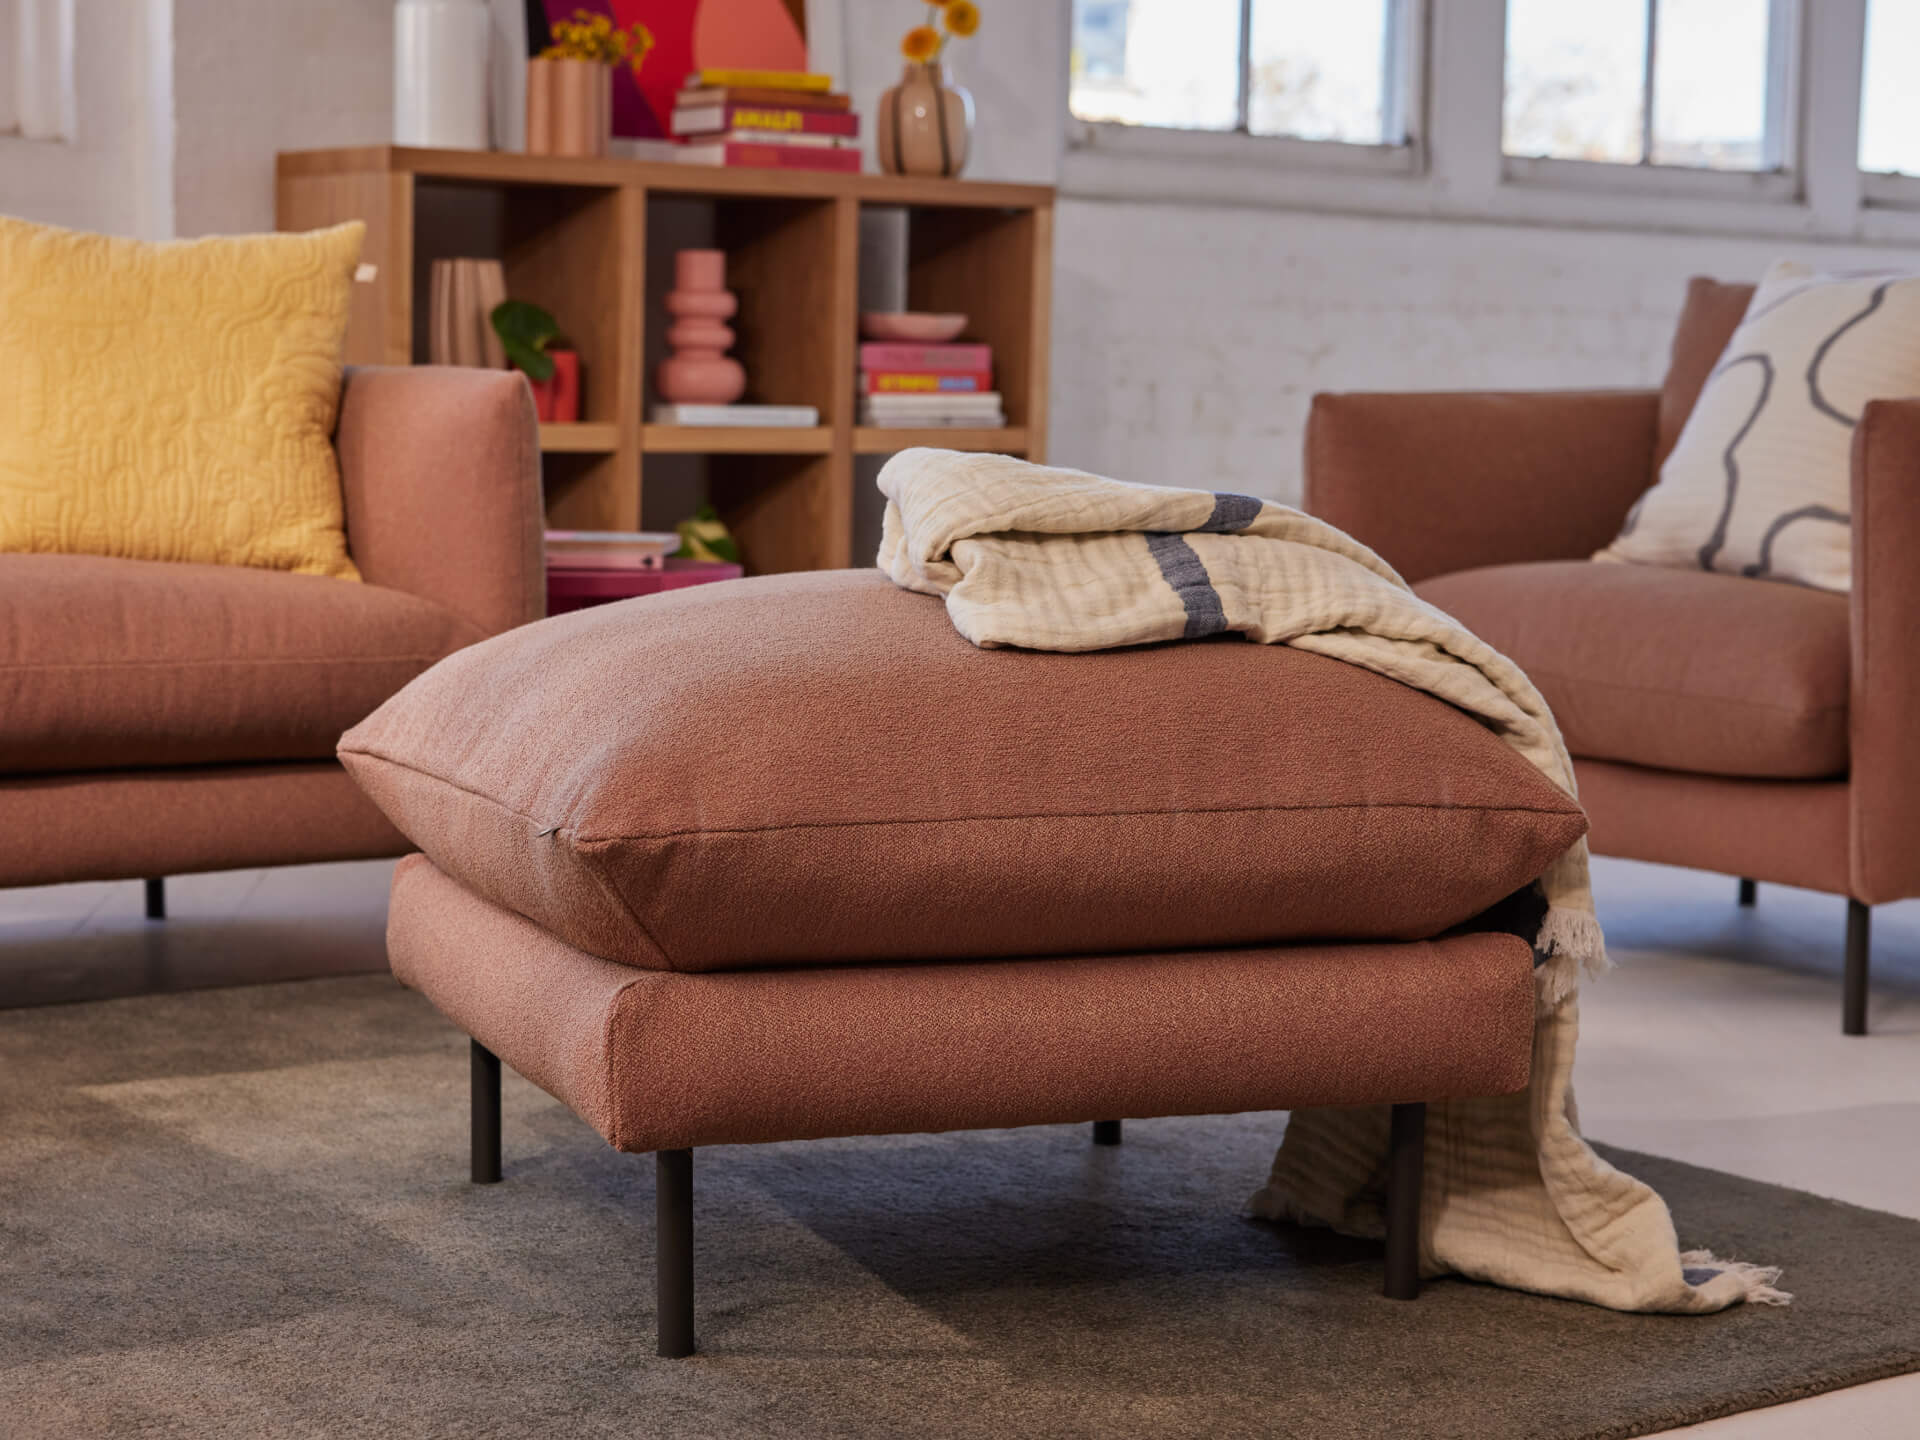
[860,311,969,342]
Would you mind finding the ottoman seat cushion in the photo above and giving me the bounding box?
[388,855,1538,1152]
[342,570,1586,972]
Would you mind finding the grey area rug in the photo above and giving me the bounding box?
[3,976,1917,1440]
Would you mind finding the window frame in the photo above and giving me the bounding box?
[1065,0,1429,179]
[1497,0,1803,201]
[1855,1,1920,210]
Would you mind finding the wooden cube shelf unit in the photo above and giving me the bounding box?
[277,146,1054,575]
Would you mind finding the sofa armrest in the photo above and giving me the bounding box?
[1849,399,1920,903]
[1304,390,1659,583]
[334,366,545,637]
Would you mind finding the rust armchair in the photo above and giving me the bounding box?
[1305,279,1920,1035]
[0,366,544,906]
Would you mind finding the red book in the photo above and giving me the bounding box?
[858,342,993,372]
[861,370,993,394]
[676,86,853,112]
[676,141,862,172]
[672,104,860,139]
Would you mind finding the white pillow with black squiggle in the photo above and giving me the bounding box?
[1598,261,1920,592]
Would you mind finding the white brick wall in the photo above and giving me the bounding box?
[1049,199,1920,505]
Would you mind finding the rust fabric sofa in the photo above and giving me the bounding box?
[1306,278,1917,1034]
[0,366,544,901]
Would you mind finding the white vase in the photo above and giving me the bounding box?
[393,0,491,150]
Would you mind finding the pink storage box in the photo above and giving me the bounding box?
[546,559,745,615]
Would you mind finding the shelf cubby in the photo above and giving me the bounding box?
[278,146,1052,574]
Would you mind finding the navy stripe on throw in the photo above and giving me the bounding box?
[1198,492,1263,532]
[1146,533,1228,639]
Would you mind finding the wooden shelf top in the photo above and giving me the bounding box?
[278,146,1054,210]
[539,421,619,453]
[642,423,835,455]
[853,426,1030,455]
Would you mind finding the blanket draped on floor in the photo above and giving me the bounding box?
[876,447,1787,1314]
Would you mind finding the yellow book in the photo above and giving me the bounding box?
[692,68,832,93]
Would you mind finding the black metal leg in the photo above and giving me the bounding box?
[1845,900,1871,1037]
[1092,1119,1123,1146]
[1737,877,1757,907]
[144,877,166,921]
[1383,1102,1426,1300]
[471,1040,502,1184]
[657,1149,695,1358]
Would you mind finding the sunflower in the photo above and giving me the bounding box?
[942,1,980,38]
[902,23,941,62]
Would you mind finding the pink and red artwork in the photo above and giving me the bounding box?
[536,1,808,139]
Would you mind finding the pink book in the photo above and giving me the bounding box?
[858,342,993,372]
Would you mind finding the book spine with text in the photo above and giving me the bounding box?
[857,343,993,371]
[861,371,993,393]
[673,105,859,138]
[677,87,852,112]
[690,69,832,92]
[677,142,862,172]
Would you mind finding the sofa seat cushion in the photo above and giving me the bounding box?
[341,569,1586,973]
[0,553,483,774]
[1416,561,1849,779]
[388,856,1538,1153]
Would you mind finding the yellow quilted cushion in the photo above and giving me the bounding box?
[0,217,366,580]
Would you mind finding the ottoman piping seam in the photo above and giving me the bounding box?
[568,799,1586,845]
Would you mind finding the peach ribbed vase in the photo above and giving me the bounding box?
[877,63,973,178]
[656,250,746,405]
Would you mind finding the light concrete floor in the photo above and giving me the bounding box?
[2,854,1917,1437]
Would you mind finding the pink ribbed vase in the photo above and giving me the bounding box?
[655,249,746,405]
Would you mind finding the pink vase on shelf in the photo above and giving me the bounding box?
[655,250,746,405]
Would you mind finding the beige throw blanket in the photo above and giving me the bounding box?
[878,447,1787,1313]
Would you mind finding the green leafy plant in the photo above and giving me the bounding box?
[490,300,563,382]
[675,504,741,563]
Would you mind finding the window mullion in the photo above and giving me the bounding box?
[1236,0,1253,134]
[1640,0,1659,165]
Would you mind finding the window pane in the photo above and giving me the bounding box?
[1247,1,1391,144]
[1069,0,1242,132]
[1651,0,1771,169]
[1503,0,1649,163]
[1862,0,1920,176]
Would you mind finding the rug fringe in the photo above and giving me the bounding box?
[1680,1249,1793,1306]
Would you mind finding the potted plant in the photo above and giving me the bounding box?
[526,8,654,157]
[878,2,980,178]
[491,300,580,422]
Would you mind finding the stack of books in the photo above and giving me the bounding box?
[858,342,1004,429]
[545,529,679,572]
[670,69,860,173]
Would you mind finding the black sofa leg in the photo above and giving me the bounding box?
[144,877,166,921]
[1845,900,1871,1037]
[657,1148,696,1358]
[1383,1102,1426,1300]
[1092,1119,1123,1146]
[1737,877,1757,908]
[471,1040,502,1184]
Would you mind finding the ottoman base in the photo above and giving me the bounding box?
[467,1037,1431,1355]
[390,855,1529,1355]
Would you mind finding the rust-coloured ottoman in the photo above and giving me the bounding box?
[341,571,1574,1357]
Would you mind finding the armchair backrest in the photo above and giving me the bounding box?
[1656,278,1754,472]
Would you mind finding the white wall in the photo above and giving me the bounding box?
[0,0,171,238]
[169,0,391,237]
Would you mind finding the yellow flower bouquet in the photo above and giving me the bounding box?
[901,1,981,64]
